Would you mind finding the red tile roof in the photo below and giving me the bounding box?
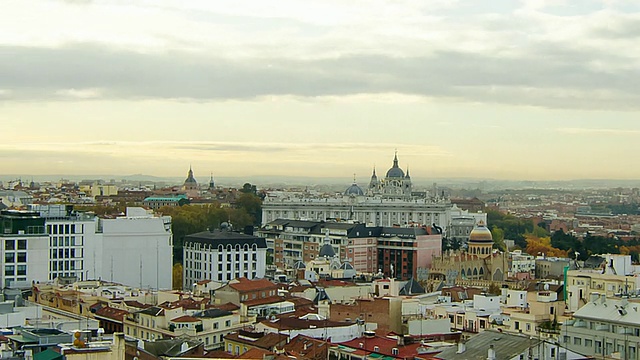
[212,302,240,312]
[224,331,287,350]
[339,335,428,359]
[170,315,201,323]
[229,278,277,292]
[237,348,274,359]
[94,306,129,322]
[242,295,287,307]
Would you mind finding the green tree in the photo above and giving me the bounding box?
[240,183,257,195]
[492,226,506,251]
[235,193,262,226]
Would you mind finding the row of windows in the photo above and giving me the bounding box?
[51,248,80,259]
[5,252,27,263]
[185,244,260,253]
[5,240,27,250]
[47,224,78,235]
[50,260,82,271]
[50,236,82,247]
[5,265,27,276]
[565,335,637,357]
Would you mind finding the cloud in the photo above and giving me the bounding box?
[0,1,639,110]
[556,127,640,136]
[1,41,639,110]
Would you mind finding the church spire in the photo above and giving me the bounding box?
[393,149,399,168]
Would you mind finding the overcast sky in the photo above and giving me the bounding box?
[3,0,640,182]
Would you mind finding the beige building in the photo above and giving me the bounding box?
[429,222,508,290]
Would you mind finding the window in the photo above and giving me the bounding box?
[5,265,14,276]
[213,322,219,329]
[5,240,14,250]
[17,240,26,249]
[17,265,26,276]
[5,253,14,263]
[585,339,592,347]
[17,252,26,262]
[574,337,581,346]
[392,348,399,356]
[225,320,231,327]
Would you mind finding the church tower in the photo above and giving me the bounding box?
[183,166,198,191]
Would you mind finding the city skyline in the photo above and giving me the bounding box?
[3,0,640,180]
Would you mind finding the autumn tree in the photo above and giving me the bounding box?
[525,234,568,258]
[172,263,183,290]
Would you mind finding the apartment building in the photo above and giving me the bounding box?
[182,227,267,289]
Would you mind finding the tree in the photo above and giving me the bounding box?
[172,263,183,290]
[525,235,568,258]
[240,183,257,195]
[487,283,501,295]
[235,192,263,226]
[492,226,506,251]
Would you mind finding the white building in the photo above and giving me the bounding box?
[182,225,267,289]
[508,250,536,278]
[262,154,486,237]
[561,294,640,359]
[0,209,49,288]
[100,207,173,290]
[25,205,173,290]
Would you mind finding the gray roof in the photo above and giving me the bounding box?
[436,330,539,360]
[185,229,267,248]
[318,243,336,258]
[380,227,428,238]
[573,297,640,327]
[344,183,364,196]
[194,308,233,319]
[399,277,425,296]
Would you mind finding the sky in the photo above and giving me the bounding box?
[2,0,640,182]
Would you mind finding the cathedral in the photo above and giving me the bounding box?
[344,152,413,199]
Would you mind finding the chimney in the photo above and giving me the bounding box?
[457,341,466,354]
[590,292,599,303]
[397,335,405,346]
[600,293,607,304]
[487,344,496,360]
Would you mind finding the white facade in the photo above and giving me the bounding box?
[100,207,173,290]
[28,205,173,290]
[509,250,536,277]
[183,229,267,289]
[0,210,48,288]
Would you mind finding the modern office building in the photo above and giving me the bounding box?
[23,205,173,290]
[0,210,48,288]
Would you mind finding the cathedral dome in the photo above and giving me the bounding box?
[345,183,364,196]
[386,167,405,178]
[469,221,493,243]
[385,152,405,178]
